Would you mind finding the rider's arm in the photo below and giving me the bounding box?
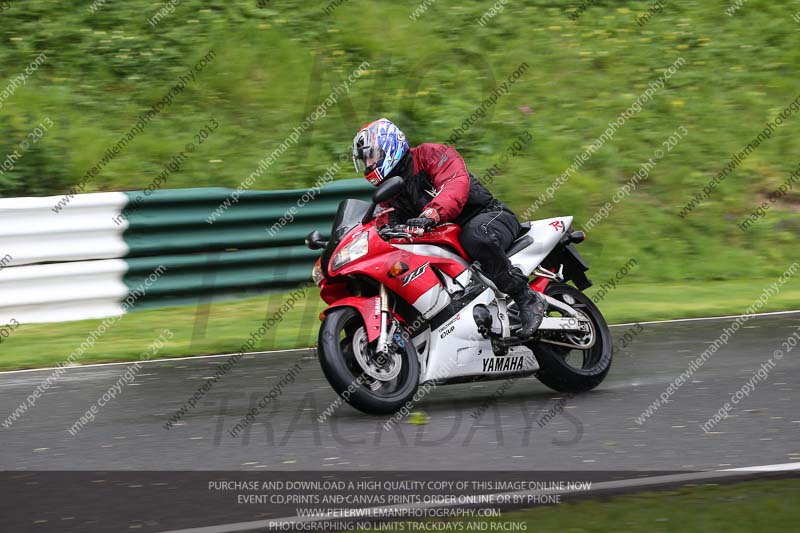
[414,143,470,224]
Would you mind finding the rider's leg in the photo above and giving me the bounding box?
[503,267,545,337]
[459,210,545,337]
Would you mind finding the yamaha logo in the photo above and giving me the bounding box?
[482,356,525,372]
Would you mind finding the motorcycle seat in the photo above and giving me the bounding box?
[506,234,534,257]
[504,221,534,256]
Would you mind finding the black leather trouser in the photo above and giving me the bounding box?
[458,205,523,292]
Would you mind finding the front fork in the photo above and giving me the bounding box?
[375,284,393,355]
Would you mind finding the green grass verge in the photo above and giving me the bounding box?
[1,1,799,284]
[2,277,797,371]
[356,478,800,533]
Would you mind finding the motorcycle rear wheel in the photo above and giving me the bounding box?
[317,307,420,415]
[528,282,613,393]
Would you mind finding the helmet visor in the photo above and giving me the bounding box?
[353,135,385,176]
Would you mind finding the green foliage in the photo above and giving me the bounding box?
[0,0,797,282]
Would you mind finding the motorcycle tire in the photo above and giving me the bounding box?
[529,282,613,393]
[317,307,420,415]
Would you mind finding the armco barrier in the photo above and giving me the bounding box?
[0,179,372,324]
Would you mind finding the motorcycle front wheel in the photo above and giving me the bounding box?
[317,307,420,415]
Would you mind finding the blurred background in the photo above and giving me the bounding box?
[0,0,798,366]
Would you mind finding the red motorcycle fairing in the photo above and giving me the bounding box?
[531,276,550,293]
[328,226,467,306]
[318,264,349,304]
[318,221,472,336]
[316,217,551,341]
[400,223,470,261]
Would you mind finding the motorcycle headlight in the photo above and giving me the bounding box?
[311,261,324,287]
[331,232,369,271]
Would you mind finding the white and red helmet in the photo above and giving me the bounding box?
[352,118,409,185]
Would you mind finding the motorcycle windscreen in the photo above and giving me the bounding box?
[332,199,371,241]
[321,199,372,276]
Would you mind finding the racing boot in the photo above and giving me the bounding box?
[506,267,546,338]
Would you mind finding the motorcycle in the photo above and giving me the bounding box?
[305,176,612,415]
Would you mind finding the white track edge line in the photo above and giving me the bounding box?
[0,348,313,375]
[2,309,798,375]
[611,309,800,327]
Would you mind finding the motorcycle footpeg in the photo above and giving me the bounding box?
[492,335,532,351]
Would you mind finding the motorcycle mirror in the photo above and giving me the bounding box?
[363,176,405,224]
[304,230,328,250]
[373,176,405,204]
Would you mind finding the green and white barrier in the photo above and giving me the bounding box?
[0,180,372,324]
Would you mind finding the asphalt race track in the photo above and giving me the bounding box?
[2,311,799,472]
[2,311,799,531]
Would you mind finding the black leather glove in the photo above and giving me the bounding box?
[406,217,436,231]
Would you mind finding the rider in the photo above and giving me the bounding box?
[351,117,546,337]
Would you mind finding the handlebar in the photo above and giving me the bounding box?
[378,224,424,240]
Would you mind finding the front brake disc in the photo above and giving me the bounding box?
[352,327,402,381]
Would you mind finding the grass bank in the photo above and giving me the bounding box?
[353,478,800,533]
[0,1,798,284]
